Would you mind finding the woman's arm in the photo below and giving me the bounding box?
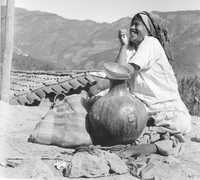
[115,29,128,66]
[115,29,136,74]
[115,44,128,65]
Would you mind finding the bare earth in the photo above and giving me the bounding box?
[0,101,200,180]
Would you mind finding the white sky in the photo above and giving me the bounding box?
[15,0,200,23]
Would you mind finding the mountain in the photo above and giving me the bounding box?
[12,53,58,71]
[153,11,200,77]
[7,8,200,76]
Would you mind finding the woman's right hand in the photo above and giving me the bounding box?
[118,29,129,46]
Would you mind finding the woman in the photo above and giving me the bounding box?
[115,11,191,134]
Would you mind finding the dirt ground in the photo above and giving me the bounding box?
[0,100,200,180]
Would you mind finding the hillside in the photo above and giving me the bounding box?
[2,8,200,76]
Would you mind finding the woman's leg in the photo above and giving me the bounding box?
[153,110,191,134]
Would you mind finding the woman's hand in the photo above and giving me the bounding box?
[118,29,129,46]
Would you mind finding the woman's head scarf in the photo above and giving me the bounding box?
[131,11,173,61]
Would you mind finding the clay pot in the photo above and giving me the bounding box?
[87,63,148,146]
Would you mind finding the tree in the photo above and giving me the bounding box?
[0,0,15,102]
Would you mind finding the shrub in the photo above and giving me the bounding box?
[178,76,200,116]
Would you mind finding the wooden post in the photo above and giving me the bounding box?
[0,1,2,91]
[1,0,15,102]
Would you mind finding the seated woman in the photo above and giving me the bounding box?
[116,11,191,134]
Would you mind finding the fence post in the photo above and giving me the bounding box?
[0,1,2,92]
[0,0,15,102]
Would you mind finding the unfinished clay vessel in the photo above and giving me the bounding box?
[87,62,148,146]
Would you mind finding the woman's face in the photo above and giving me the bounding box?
[129,17,148,47]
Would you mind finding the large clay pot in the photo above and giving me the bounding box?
[87,63,148,146]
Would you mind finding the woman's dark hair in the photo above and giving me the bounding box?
[131,11,173,61]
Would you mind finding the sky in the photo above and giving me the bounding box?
[15,0,200,23]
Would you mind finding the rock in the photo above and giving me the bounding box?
[66,149,128,178]
[69,151,110,178]
[139,153,200,180]
[63,174,139,180]
[155,139,174,156]
[104,151,128,174]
